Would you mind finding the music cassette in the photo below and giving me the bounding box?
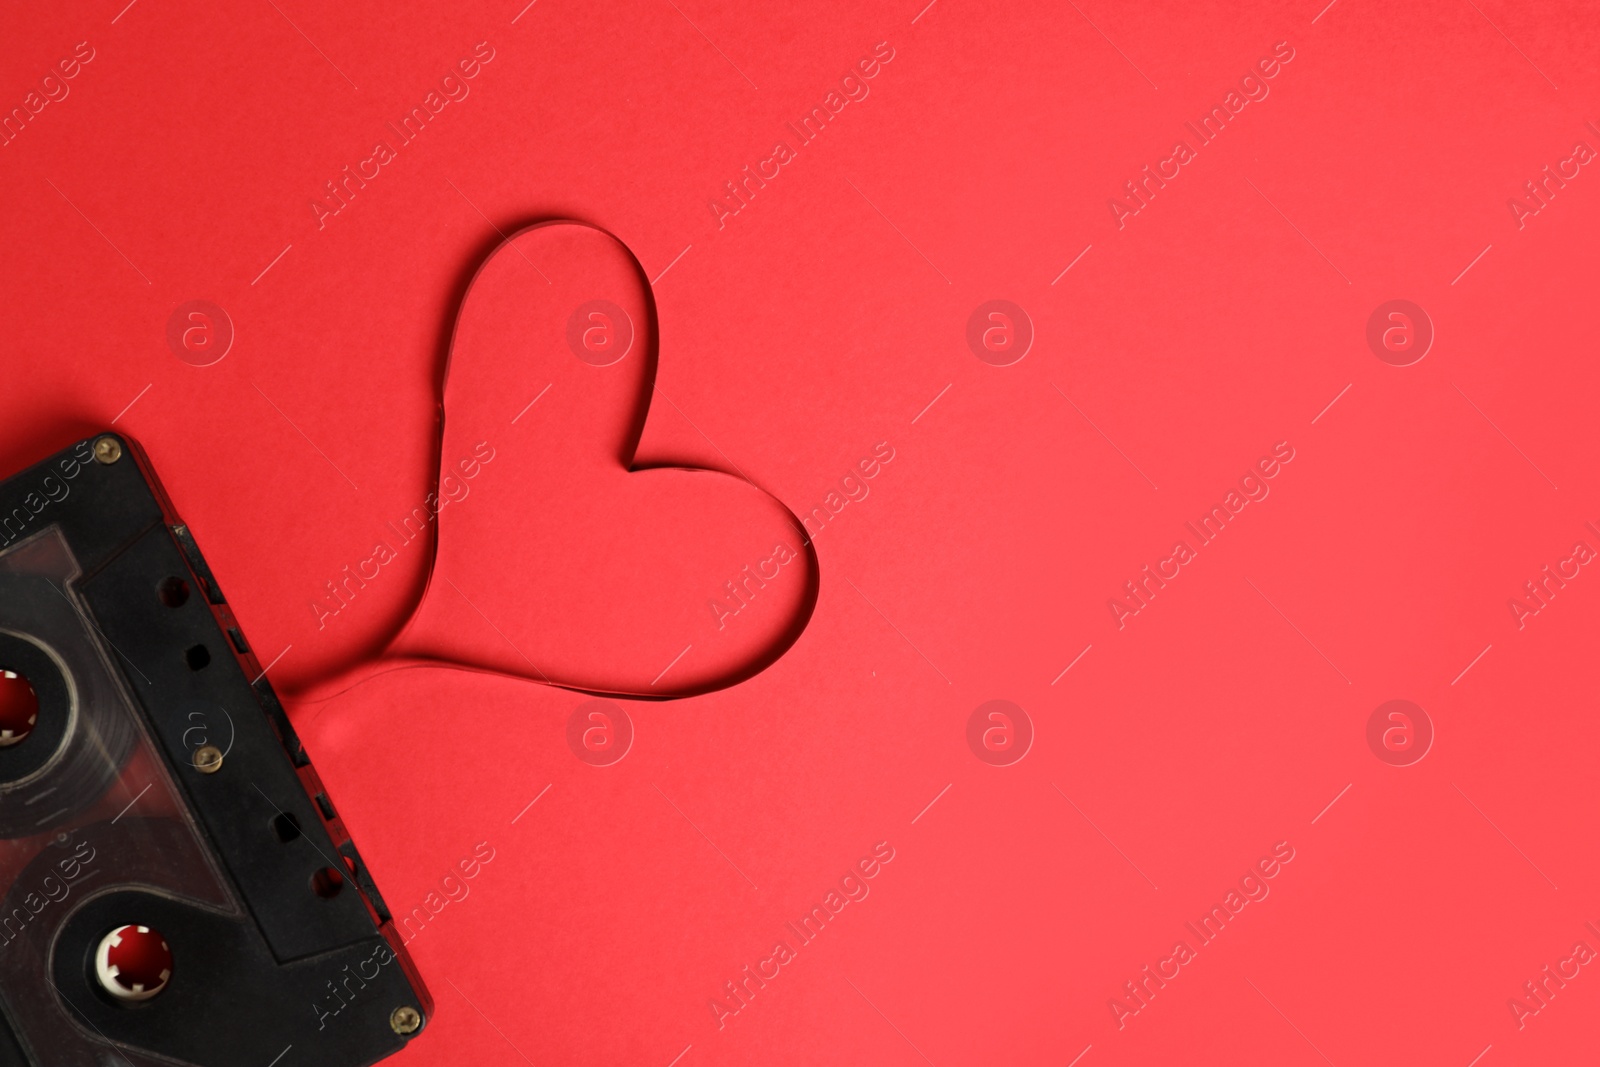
[0,433,430,1065]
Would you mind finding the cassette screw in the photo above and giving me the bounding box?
[193,745,224,774]
[390,1006,423,1035]
[93,437,123,464]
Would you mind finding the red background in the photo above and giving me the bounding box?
[4,0,1600,1063]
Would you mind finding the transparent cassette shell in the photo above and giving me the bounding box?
[0,527,237,1066]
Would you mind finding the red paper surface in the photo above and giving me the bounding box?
[4,1,1600,1064]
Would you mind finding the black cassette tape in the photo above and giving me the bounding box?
[0,434,430,1066]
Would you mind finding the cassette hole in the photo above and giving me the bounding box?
[311,866,345,899]
[0,669,38,747]
[272,811,302,843]
[185,644,211,671]
[94,925,173,1003]
[157,576,190,608]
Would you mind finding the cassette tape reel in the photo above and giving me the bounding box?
[0,435,430,1066]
